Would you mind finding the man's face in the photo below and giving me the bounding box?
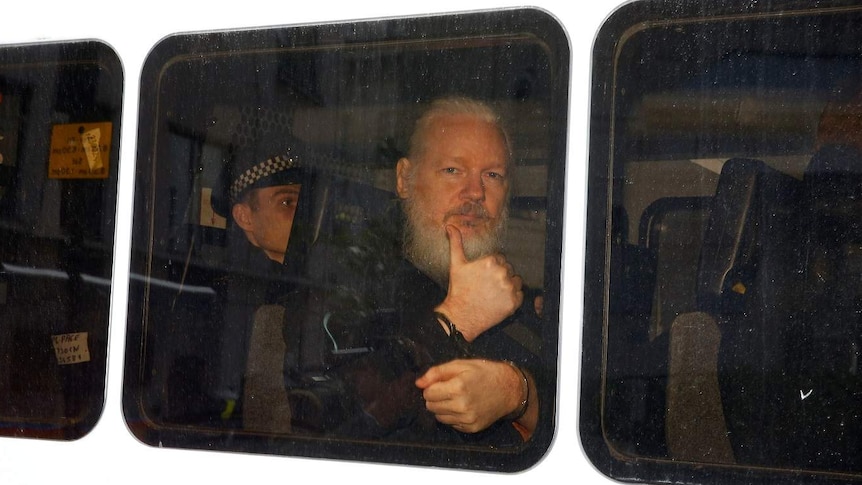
[232,184,301,263]
[397,113,509,281]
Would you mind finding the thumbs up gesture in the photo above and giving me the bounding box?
[434,224,524,342]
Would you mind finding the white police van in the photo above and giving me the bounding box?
[0,1,613,484]
[12,1,861,484]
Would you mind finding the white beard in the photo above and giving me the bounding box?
[403,197,507,286]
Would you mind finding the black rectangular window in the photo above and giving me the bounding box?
[582,1,862,483]
[123,8,569,472]
[0,40,122,440]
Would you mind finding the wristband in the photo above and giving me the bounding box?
[434,311,472,356]
[502,361,529,421]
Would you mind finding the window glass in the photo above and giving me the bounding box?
[123,9,569,471]
[0,40,122,440]
[582,1,862,482]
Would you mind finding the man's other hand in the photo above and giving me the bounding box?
[415,359,525,434]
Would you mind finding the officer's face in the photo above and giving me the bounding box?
[233,184,301,263]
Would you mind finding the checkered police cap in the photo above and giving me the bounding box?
[228,151,300,203]
[210,138,307,218]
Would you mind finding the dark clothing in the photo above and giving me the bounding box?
[213,240,298,405]
[162,235,299,428]
[320,257,542,446]
[161,191,543,447]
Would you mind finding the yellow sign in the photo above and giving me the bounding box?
[48,122,112,179]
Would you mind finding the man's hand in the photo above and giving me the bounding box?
[415,359,527,434]
[435,225,523,341]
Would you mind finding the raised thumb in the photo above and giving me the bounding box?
[446,224,467,267]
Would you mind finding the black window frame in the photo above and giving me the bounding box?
[0,39,123,441]
[123,8,570,472]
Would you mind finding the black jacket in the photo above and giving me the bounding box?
[311,256,542,446]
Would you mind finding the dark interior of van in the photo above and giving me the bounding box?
[0,41,122,440]
[583,2,862,482]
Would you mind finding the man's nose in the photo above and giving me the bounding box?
[460,173,485,201]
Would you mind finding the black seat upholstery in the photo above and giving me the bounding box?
[664,158,805,465]
[605,205,664,457]
[701,158,805,466]
[781,144,862,471]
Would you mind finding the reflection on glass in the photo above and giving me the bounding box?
[0,40,122,440]
[583,2,862,483]
[123,9,568,472]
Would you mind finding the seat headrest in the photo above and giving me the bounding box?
[805,144,862,177]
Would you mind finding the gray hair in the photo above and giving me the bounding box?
[406,96,512,163]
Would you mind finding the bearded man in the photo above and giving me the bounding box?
[341,96,541,445]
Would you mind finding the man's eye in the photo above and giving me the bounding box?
[281,198,298,207]
[443,167,459,174]
[486,171,506,180]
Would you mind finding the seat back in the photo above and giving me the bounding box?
[697,158,804,314]
[665,312,734,464]
[243,305,292,433]
[702,158,805,466]
[782,144,862,470]
[666,158,805,465]
[640,196,711,340]
[604,205,665,457]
